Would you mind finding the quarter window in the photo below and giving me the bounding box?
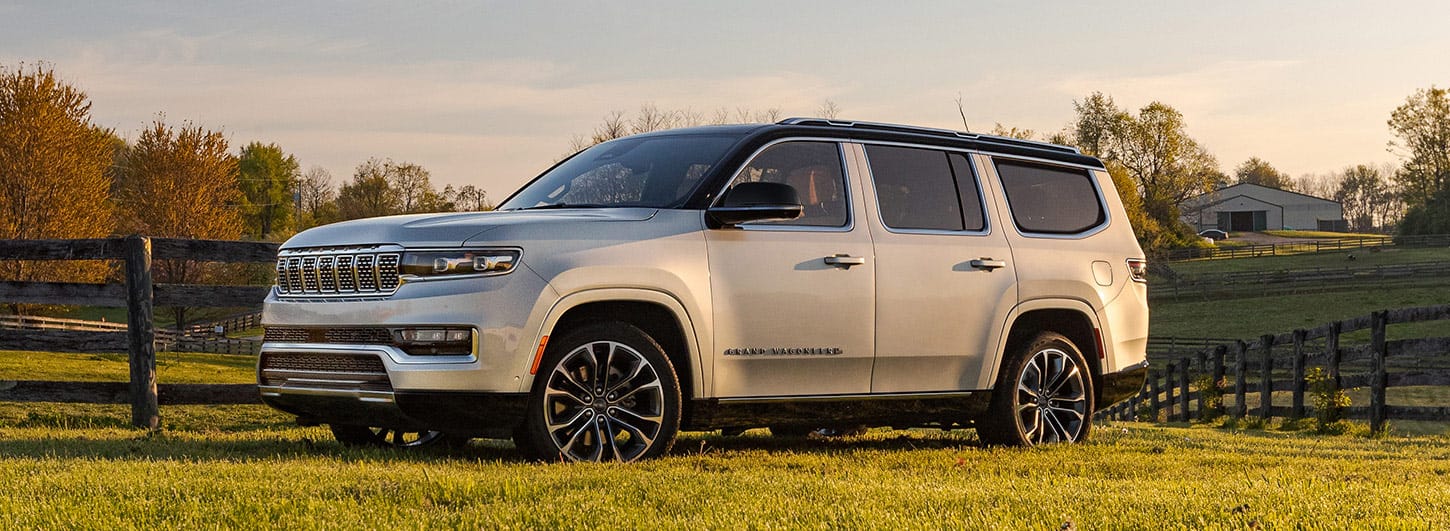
[995,160,1105,234]
[729,141,849,227]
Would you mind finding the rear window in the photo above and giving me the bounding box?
[995,160,1104,234]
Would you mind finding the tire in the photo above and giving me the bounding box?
[978,332,1095,446]
[514,322,682,462]
[329,425,470,448]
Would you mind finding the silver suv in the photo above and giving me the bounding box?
[260,119,1149,461]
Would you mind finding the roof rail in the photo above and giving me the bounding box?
[777,117,1081,155]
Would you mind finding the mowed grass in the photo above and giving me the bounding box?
[1,404,1448,528]
[0,350,257,384]
[1150,283,1450,338]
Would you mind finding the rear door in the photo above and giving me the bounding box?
[855,143,1018,393]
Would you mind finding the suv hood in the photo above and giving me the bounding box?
[281,208,659,249]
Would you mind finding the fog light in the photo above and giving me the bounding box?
[391,327,475,356]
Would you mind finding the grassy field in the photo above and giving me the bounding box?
[1150,283,1450,338]
[0,403,1446,528]
[0,350,257,384]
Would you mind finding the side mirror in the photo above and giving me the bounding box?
[707,182,804,227]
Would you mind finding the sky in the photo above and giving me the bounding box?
[3,1,1448,198]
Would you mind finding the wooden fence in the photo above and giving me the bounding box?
[0,236,278,427]
[1163,233,1450,262]
[1099,305,1450,434]
[1150,260,1450,301]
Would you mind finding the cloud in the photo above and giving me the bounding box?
[1052,60,1304,116]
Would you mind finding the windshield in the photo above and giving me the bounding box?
[499,134,742,210]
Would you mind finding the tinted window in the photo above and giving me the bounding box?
[949,154,986,231]
[995,160,1104,234]
[865,145,965,231]
[500,134,739,210]
[727,141,848,227]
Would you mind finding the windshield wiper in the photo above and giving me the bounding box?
[507,202,612,211]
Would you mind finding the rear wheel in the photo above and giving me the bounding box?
[514,322,682,462]
[979,332,1094,446]
[329,425,469,448]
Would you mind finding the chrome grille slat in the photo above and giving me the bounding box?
[275,247,402,299]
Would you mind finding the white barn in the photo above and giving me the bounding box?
[1181,183,1346,232]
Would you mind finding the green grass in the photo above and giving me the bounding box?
[0,350,257,384]
[1163,246,1450,277]
[1151,283,1450,339]
[0,406,1447,528]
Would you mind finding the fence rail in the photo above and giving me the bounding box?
[0,236,278,426]
[1150,260,1450,301]
[1101,305,1450,434]
[1163,233,1450,262]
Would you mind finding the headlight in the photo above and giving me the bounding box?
[398,249,520,279]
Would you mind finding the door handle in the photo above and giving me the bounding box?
[970,258,1007,271]
[824,254,866,269]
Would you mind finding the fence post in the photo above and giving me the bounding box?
[1178,356,1192,422]
[1212,345,1227,418]
[1149,371,1162,422]
[1291,330,1307,420]
[1259,335,1275,420]
[124,235,159,429]
[1165,362,1176,421]
[1233,341,1248,419]
[1370,311,1388,434]
[1327,320,1342,397]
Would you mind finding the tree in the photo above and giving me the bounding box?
[0,63,117,313]
[1073,93,1219,251]
[817,99,841,120]
[296,166,337,229]
[448,184,493,211]
[237,142,299,239]
[1234,157,1294,190]
[116,118,244,327]
[990,123,1037,140]
[334,158,452,220]
[1334,164,1397,232]
[1388,86,1450,208]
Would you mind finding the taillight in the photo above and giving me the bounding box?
[1126,258,1148,283]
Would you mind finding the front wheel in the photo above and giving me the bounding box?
[979,332,1095,446]
[514,322,682,462]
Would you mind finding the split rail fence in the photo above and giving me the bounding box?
[0,236,278,427]
[1163,233,1450,262]
[1099,305,1450,434]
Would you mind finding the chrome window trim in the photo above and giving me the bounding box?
[708,137,857,234]
[987,154,1114,240]
[856,140,994,238]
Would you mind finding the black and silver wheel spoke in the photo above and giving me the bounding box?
[543,339,666,462]
[1014,347,1086,445]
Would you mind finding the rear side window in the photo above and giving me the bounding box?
[995,160,1104,234]
[865,145,985,232]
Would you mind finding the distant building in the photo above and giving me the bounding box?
[1180,183,1347,232]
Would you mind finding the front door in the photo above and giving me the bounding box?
[705,140,876,398]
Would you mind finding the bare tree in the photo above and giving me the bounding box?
[817,99,841,120]
[955,92,971,132]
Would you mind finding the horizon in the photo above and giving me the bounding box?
[4,1,1448,197]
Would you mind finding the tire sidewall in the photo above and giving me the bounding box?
[982,332,1095,446]
[516,321,682,462]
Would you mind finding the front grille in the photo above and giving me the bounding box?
[275,246,402,298]
[259,352,393,392]
[263,327,395,345]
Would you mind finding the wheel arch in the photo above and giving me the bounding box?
[995,300,1105,407]
[530,289,704,421]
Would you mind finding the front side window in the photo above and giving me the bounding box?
[500,134,740,210]
[726,141,848,227]
[995,160,1105,234]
